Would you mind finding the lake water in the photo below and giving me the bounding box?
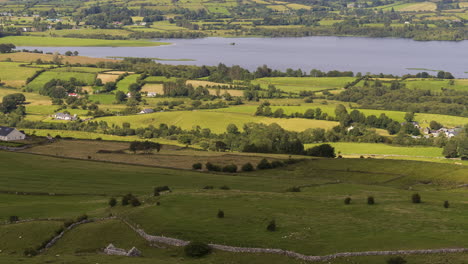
[20,36,468,77]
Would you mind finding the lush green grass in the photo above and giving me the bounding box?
[50,66,111,73]
[88,94,116,104]
[252,77,354,93]
[0,151,467,263]
[305,142,443,157]
[0,62,41,87]
[0,36,169,47]
[144,76,177,83]
[404,78,468,92]
[27,71,96,91]
[116,74,139,92]
[94,111,339,133]
[210,101,468,128]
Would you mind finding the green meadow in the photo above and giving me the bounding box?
[0,36,169,47]
[94,111,339,133]
[0,151,467,263]
[252,77,354,93]
[27,71,96,91]
[116,74,140,92]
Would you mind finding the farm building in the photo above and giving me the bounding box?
[0,126,26,141]
[54,113,78,121]
[139,109,154,114]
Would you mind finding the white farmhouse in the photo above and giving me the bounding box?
[0,126,26,141]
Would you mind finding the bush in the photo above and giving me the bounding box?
[412,193,421,203]
[192,163,202,170]
[9,215,19,223]
[241,162,254,172]
[154,186,171,196]
[205,162,221,172]
[219,185,230,190]
[444,201,449,208]
[184,242,212,257]
[109,197,117,207]
[122,193,139,205]
[24,248,38,257]
[131,197,141,207]
[76,214,88,222]
[63,219,74,228]
[344,197,352,205]
[217,210,224,218]
[387,256,407,264]
[367,196,375,205]
[305,144,336,158]
[256,158,272,170]
[271,160,284,168]
[286,186,301,192]
[222,164,238,173]
[266,220,276,231]
[202,185,214,189]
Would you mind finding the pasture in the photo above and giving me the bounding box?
[252,77,353,93]
[94,111,340,133]
[27,71,96,91]
[0,151,467,263]
[116,74,140,92]
[0,62,40,87]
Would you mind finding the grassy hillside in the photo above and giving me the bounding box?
[0,150,467,263]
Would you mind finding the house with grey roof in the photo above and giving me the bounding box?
[0,126,26,141]
[53,113,77,121]
[139,109,154,114]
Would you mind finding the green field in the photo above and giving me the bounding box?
[404,79,468,92]
[50,67,111,73]
[209,102,468,128]
[252,77,354,93]
[305,142,443,157]
[0,151,467,263]
[116,74,140,92]
[0,62,42,87]
[0,36,169,47]
[94,111,339,133]
[27,71,96,91]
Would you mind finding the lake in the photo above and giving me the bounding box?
[20,36,468,77]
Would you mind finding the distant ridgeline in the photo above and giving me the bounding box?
[0,0,467,40]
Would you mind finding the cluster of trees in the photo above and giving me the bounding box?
[0,93,25,114]
[0,43,15,53]
[40,78,84,98]
[442,128,468,159]
[333,83,468,117]
[129,140,161,153]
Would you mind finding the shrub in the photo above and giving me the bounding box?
[387,256,407,264]
[156,201,161,206]
[286,186,301,192]
[222,164,238,173]
[122,193,138,205]
[205,162,221,172]
[219,185,230,190]
[271,160,284,168]
[203,185,214,189]
[154,186,171,196]
[412,193,421,203]
[9,215,19,223]
[266,220,276,231]
[24,248,38,257]
[444,201,449,208]
[367,196,375,205]
[76,214,88,222]
[217,210,224,218]
[184,242,212,257]
[63,219,74,227]
[256,158,272,170]
[241,162,254,172]
[305,144,336,158]
[344,197,352,205]
[109,197,117,207]
[192,163,202,170]
[131,197,141,207]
